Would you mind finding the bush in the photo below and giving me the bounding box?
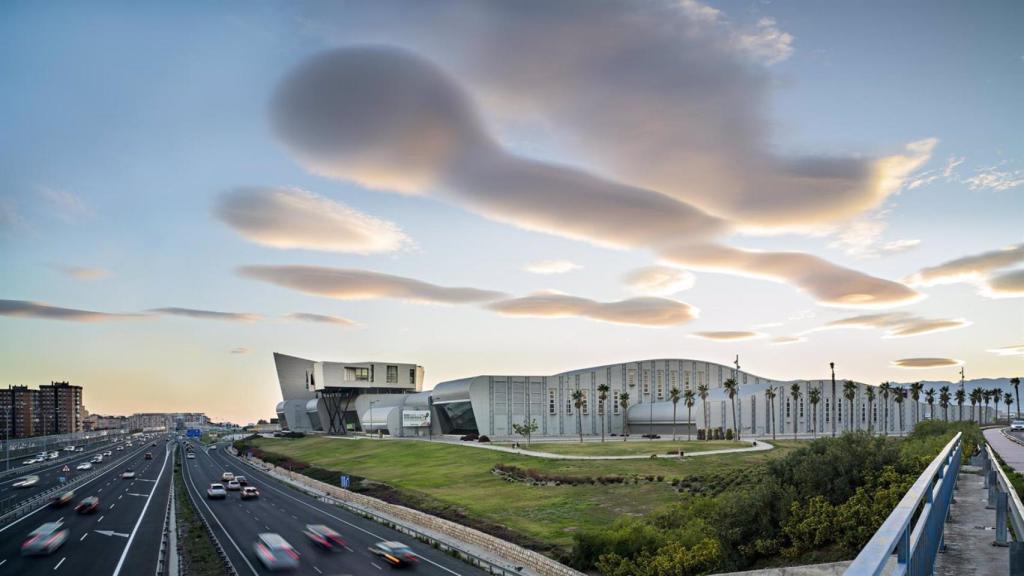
[697,429,705,440]
[478,435,491,443]
[725,428,735,440]
[460,433,479,441]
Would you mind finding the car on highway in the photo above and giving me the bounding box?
[116,446,125,451]
[76,462,93,471]
[209,445,218,450]
[21,457,40,465]
[221,472,235,482]
[253,533,300,571]
[21,521,69,556]
[121,469,136,479]
[48,451,59,460]
[103,450,112,457]
[1012,420,1024,431]
[51,490,75,507]
[12,475,40,488]
[126,442,133,447]
[303,524,346,550]
[369,541,418,567]
[152,442,157,447]
[145,452,153,460]
[235,476,248,486]
[207,483,227,499]
[186,452,196,459]
[91,455,103,463]
[75,447,84,452]
[64,446,76,452]
[240,486,260,500]
[226,480,241,491]
[75,496,100,514]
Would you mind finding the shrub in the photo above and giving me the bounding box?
[697,429,705,440]
[478,435,491,443]
[725,428,735,440]
[460,433,479,441]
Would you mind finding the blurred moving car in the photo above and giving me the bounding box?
[21,522,69,556]
[226,480,241,491]
[253,533,300,571]
[75,496,100,514]
[48,452,59,460]
[103,451,112,457]
[303,524,346,550]
[116,446,125,451]
[369,541,418,567]
[240,486,260,499]
[52,490,75,507]
[21,458,40,465]
[12,473,39,485]
[1012,420,1024,431]
[144,452,153,460]
[76,462,93,471]
[207,483,227,499]
[186,452,196,459]
[91,455,103,463]
[121,469,136,479]
[221,472,235,482]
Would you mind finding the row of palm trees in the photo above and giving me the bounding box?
[564,377,1022,442]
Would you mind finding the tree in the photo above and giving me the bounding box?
[511,418,538,446]
[955,388,965,422]
[790,382,802,440]
[925,388,935,422]
[879,382,892,436]
[808,388,821,437]
[970,388,982,422]
[723,378,739,440]
[669,386,681,441]
[843,380,857,433]
[939,386,950,422]
[597,384,610,442]
[865,386,876,434]
[983,389,991,423]
[619,392,630,438]
[893,387,905,435]
[995,388,1006,421]
[1006,392,1015,424]
[1013,377,1021,420]
[571,388,585,442]
[910,381,923,428]
[683,389,695,441]
[765,386,777,440]
[697,383,710,441]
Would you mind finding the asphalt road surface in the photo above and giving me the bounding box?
[183,440,485,575]
[0,437,172,575]
[986,427,1024,471]
[0,438,132,505]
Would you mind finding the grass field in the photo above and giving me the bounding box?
[513,439,747,456]
[245,436,805,551]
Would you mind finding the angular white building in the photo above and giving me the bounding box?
[275,354,991,439]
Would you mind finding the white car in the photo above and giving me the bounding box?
[121,470,136,479]
[221,472,234,482]
[12,475,40,488]
[1011,420,1024,431]
[91,455,103,463]
[76,462,92,471]
[22,458,39,465]
[48,452,59,460]
[64,446,76,452]
[186,453,196,459]
[103,451,112,457]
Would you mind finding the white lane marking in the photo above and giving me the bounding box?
[111,445,171,576]
[98,515,105,522]
[80,533,88,541]
[109,504,115,509]
[95,530,130,538]
[126,493,149,497]
[344,545,353,552]
[313,567,322,574]
[54,557,66,570]
[118,494,123,500]
[371,562,382,570]
[0,558,7,566]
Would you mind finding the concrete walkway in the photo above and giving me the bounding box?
[423,437,775,460]
[932,461,1008,576]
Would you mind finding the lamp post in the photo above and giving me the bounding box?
[830,362,836,438]
[734,355,741,439]
[368,400,377,439]
[649,379,654,439]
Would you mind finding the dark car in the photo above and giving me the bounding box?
[144,452,153,460]
[369,541,418,567]
[303,524,347,550]
[52,490,75,507]
[240,486,260,500]
[75,496,100,514]
[235,476,248,486]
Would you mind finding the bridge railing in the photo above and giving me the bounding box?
[982,438,1024,550]
[844,432,962,576]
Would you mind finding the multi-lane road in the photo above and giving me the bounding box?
[0,437,130,507]
[182,440,483,575]
[0,436,172,575]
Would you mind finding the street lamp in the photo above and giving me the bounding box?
[830,362,836,438]
[368,400,377,439]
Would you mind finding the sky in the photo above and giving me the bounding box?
[0,0,1021,424]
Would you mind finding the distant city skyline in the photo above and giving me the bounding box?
[1,1,1021,424]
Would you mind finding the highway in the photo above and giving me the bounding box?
[986,427,1024,470]
[183,440,485,575]
[0,437,172,575]
[0,437,132,508]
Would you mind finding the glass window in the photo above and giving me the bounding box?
[581,390,590,415]
[656,371,664,400]
[565,390,573,415]
[825,398,830,422]
[613,392,621,415]
[642,370,650,397]
[548,389,557,416]
[627,369,636,388]
[386,365,398,384]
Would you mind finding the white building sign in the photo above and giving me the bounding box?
[402,410,431,427]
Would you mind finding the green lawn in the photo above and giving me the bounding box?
[513,439,747,456]
[245,436,802,551]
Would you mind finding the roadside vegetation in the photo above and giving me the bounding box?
[174,453,229,576]
[505,439,746,456]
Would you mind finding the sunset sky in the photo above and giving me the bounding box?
[1,1,1021,424]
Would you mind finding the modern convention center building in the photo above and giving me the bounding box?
[274,352,988,439]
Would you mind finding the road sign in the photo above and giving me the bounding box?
[340,475,350,489]
[59,476,66,483]
[62,465,70,473]
[187,429,201,439]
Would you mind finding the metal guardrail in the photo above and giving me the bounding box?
[227,447,551,576]
[845,432,962,576]
[0,434,126,482]
[156,448,179,576]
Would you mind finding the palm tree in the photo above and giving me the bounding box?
[995,388,1006,421]
[683,389,695,441]
[619,392,630,439]
[723,378,739,440]
[765,386,777,440]
[970,388,982,422]
[808,388,821,437]
[597,384,610,442]
[843,380,857,433]
[983,389,991,423]
[669,386,681,441]
[1013,377,1021,419]
[893,387,905,435]
[1006,392,1015,424]
[571,388,585,442]
[939,386,950,422]
[925,388,935,422]
[879,382,892,436]
[697,383,710,440]
[790,382,802,440]
[910,382,923,427]
[955,388,965,422]
[865,386,876,434]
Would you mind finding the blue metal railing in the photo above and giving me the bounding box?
[845,431,962,576]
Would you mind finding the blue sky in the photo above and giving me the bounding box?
[1,1,1021,423]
